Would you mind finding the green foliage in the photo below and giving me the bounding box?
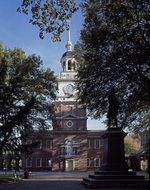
[0,44,57,155]
[77,0,150,133]
[0,175,14,184]
[124,135,140,154]
[17,0,78,41]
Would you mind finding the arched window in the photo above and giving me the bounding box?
[68,60,72,70]
[60,139,78,156]
[65,139,73,155]
[63,61,66,71]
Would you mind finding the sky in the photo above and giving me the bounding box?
[0,0,106,130]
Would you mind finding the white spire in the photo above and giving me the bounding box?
[68,27,71,43]
[66,20,73,52]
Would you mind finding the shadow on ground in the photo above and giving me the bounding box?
[0,179,149,190]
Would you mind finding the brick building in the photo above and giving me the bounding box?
[22,130,104,171]
[22,30,104,171]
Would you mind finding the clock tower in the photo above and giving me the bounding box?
[53,27,87,131]
[52,27,88,171]
[21,26,104,173]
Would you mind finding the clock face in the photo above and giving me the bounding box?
[66,120,73,128]
[63,84,74,95]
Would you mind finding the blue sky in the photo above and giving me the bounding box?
[0,0,105,130]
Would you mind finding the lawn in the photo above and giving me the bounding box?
[0,174,15,184]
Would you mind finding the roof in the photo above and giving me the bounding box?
[61,51,74,59]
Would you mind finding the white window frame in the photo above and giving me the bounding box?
[94,139,101,149]
[94,158,101,167]
[46,158,52,167]
[46,140,53,149]
[26,158,32,168]
[36,158,42,167]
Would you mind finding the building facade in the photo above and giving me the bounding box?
[22,31,104,171]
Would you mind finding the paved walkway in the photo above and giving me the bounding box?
[0,171,148,190]
[0,179,87,190]
[0,172,88,190]
[0,179,146,190]
[32,171,89,179]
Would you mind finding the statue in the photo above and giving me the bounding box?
[107,88,120,128]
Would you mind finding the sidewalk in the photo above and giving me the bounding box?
[0,179,147,190]
[0,171,148,190]
[31,171,89,180]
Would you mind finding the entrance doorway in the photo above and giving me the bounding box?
[65,159,74,171]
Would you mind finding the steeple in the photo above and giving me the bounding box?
[60,21,77,72]
[65,21,73,52]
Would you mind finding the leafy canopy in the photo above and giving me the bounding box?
[17,0,78,41]
[77,0,150,133]
[0,43,57,155]
[124,135,140,154]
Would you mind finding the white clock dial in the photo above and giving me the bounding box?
[63,84,74,95]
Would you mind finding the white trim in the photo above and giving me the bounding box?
[65,159,75,171]
[66,120,73,128]
[46,158,52,167]
[46,140,53,149]
[36,158,42,167]
[94,139,101,149]
[94,158,101,167]
[26,158,32,168]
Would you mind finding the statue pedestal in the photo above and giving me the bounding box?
[100,128,128,171]
[83,128,149,189]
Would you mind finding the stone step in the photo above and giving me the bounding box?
[95,171,136,176]
[89,174,145,180]
[82,177,150,189]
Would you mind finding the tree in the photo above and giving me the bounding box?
[77,0,150,133]
[0,44,57,162]
[124,135,140,155]
[17,0,78,41]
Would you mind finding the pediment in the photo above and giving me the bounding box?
[62,114,77,119]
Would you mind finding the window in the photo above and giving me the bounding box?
[26,140,32,144]
[87,158,91,167]
[46,159,52,167]
[87,139,91,148]
[94,158,100,167]
[60,147,65,155]
[63,61,66,71]
[36,158,42,167]
[36,140,42,149]
[73,147,78,155]
[70,106,73,114]
[65,139,73,156]
[26,158,32,168]
[46,140,53,149]
[60,140,78,156]
[68,60,72,70]
[94,139,101,149]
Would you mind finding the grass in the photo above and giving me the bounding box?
[0,174,15,184]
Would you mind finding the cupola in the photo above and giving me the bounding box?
[60,23,77,72]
